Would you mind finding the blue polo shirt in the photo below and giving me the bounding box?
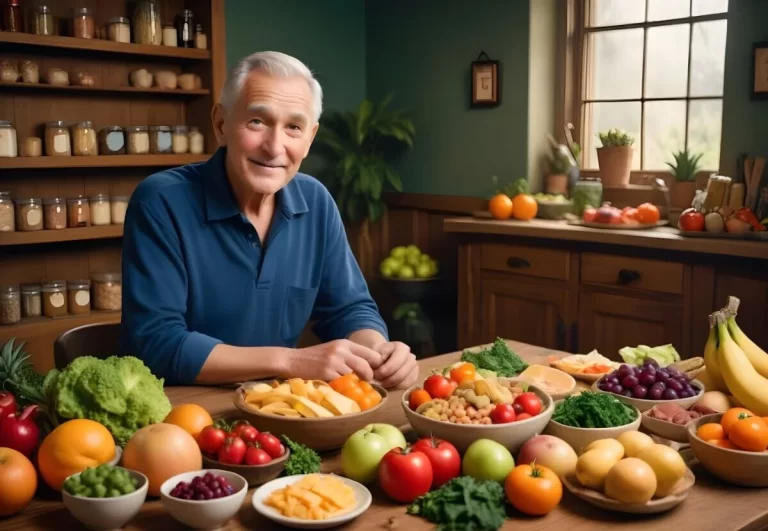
[119,148,388,385]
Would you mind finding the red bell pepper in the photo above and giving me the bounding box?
[0,391,16,418]
[735,207,766,231]
[0,404,40,457]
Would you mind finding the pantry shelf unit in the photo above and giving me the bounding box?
[0,154,211,170]
[0,225,124,247]
[0,82,211,97]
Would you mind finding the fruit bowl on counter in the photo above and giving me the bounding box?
[533,193,574,220]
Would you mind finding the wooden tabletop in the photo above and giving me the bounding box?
[5,341,768,531]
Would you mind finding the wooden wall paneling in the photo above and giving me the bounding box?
[690,264,715,358]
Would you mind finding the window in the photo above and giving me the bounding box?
[578,0,728,172]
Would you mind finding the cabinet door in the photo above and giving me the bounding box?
[578,291,686,361]
[713,271,768,349]
[479,275,570,351]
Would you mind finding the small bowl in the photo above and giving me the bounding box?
[402,381,554,454]
[160,469,248,530]
[378,275,443,302]
[108,446,122,466]
[516,364,577,401]
[544,400,642,454]
[591,377,705,413]
[536,200,574,220]
[62,468,148,530]
[640,411,690,443]
[202,447,290,487]
[687,413,768,487]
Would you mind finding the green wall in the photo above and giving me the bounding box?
[365,0,531,197]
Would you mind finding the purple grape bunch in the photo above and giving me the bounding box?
[170,472,236,501]
[597,358,700,400]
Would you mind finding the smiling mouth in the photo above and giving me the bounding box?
[249,159,284,169]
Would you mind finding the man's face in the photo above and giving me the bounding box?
[213,71,318,195]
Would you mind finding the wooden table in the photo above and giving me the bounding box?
[5,341,768,530]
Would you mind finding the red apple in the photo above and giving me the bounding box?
[583,207,597,222]
[516,435,577,479]
[594,204,621,224]
[678,208,705,232]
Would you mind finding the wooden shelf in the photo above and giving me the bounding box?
[0,153,210,169]
[0,225,123,246]
[1,310,121,337]
[0,32,210,60]
[0,82,210,97]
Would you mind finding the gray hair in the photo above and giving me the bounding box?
[219,51,323,123]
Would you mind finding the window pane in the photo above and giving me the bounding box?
[584,102,642,169]
[589,0,646,27]
[647,0,690,21]
[643,101,687,170]
[645,24,690,98]
[692,0,728,16]
[688,99,722,171]
[690,20,727,96]
[587,29,644,99]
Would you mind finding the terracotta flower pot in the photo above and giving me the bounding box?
[671,181,697,210]
[597,146,633,188]
[546,174,568,195]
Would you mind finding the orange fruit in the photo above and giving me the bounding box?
[164,403,214,440]
[697,422,725,441]
[708,439,736,449]
[636,202,660,224]
[512,194,538,221]
[489,194,513,220]
[0,448,37,517]
[721,407,754,436]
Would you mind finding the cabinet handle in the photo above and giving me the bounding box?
[506,257,531,269]
[618,269,641,284]
[556,318,566,351]
[570,323,579,353]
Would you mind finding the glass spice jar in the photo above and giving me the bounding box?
[20,137,41,157]
[0,61,18,83]
[149,125,172,153]
[0,121,17,158]
[175,9,194,47]
[41,281,67,318]
[19,61,39,84]
[188,126,204,154]
[20,284,41,318]
[45,121,71,156]
[133,0,162,45]
[67,280,91,315]
[67,195,90,228]
[0,285,21,326]
[171,125,189,154]
[162,24,177,47]
[43,197,66,230]
[34,5,54,35]
[98,126,125,155]
[126,126,149,154]
[72,120,98,156]
[15,198,43,232]
[72,7,95,39]
[90,194,110,225]
[92,272,122,311]
[0,195,14,232]
[194,24,207,49]
[110,195,128,224]
[2,0,23,33]
[107,16,130,43]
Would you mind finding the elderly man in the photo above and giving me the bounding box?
[120,51,418,389]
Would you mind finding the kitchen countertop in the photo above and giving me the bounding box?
[443,217,768,260]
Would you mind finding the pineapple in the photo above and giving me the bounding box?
[0,338,45,406]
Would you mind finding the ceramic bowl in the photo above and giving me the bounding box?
[62,468,148,530]
[687,413,768,487]
[202,447,289,487]
[108,446,122,466]
[233,381,389,451]
[536,200,574,220]
[516,364,577,401]
[592,377,705,413]
[544,400,642,454]
[640,411,690,443]
[160,469,248,530]
[402,381,554,454]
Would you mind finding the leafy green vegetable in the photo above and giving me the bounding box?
[282,436,321,476]
[619,344,680,367]
[0,338,46,407]
[460,338,528,377]
[407,476,507,531]
[552,391,637,428]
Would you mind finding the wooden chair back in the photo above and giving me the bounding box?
[53,322,122,369]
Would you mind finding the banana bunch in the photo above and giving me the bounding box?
[706,296,768,416]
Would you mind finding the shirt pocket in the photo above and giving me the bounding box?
[280,285,319,345]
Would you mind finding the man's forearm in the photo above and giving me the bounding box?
[195,344,293,385]
[347,329,388,350]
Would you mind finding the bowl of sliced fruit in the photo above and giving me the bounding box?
[402,375,553,453]
[234,377,388,451]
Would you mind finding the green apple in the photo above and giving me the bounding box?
[415,263,433,278]
[390,246,407,259]
[379,257,401,278]
[341,424,406,484]
[419,253,432,263]
[398,265,415,279]
[406,254,421,267]
[462,439,515,483]
[406,244,421,258]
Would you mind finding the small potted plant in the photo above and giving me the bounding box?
[546,136,580,196]
[666,149,703,209]
[597,129,635,188]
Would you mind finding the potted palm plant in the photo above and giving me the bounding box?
[313,94,415,276]
[597,129,635,188]
[667,149,703,209]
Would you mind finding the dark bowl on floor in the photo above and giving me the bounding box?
[378,275,443,302]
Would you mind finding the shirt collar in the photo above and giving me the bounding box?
[202,147,309,221]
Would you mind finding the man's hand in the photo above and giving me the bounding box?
[373,341,419,390]
[284,339,384,382]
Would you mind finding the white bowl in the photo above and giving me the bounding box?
[252,474,372,529]
[62,468,148,530]
[108,446,122,466]
[160,469,248,530]
[544,400,642,454]
[591,377,704,413]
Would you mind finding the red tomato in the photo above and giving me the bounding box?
[217,436,246,465]
[583,207,597,222]
[490,404,517,424]
[198,425,227,455]
[423,375,455,399]
[255,432,284,459]
[514,393,542,416]
[244,444,272,465]
[378,446,433,503]
[408,389,432,411]
[231,421,259,443]
[411,437,461,488]
[516,413,533,421]
[512,403,525,415]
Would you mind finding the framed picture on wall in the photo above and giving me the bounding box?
[471,51,500,107]
[752,42,768,99]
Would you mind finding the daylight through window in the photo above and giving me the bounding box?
[580,0,728,172]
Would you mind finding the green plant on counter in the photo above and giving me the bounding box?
[490,175,529,198]
[666,149,703,182]
[598,128,635,148]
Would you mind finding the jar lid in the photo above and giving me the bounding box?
[173,125,189,132]
[107,16,129,24]
[20,283,41,294]
[46,120,67,128]
[41,280,66,290]
[16,197,41,205]
[67,195,89,204]
[90,193,109,201]
[163,23,175,29]
[36,5,51,13]
[92,272,122,283]
[0,120,13,128]
[150,125,172,132]
[0,284,19,295]
[188,126,200,132]
[74,7,91,15]
[196,24,203,31]
[43,197,65,205]
[76,120,94,128]
[0,191,10,196]
[110,195,129,201]
[102,125,123,132]
[181,8,193,16]
[67,280,91,289]
[126,125,148,132]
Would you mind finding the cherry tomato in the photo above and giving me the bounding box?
[411,437,461,488]
[729,416,768,452]
[514,392,542,417]
[505,462,562,516]
[255,432,285,459]
[408,389,432,411]
[231,421,259,443]
[378,446,433,503]
[244,444,272,465]
[490,403,516,424]
[423,375,456,399]
[512,403,525,415]
[516,413,532,421]
[721,407,754,436]
[449,363,476,384]
[198,425,227,455]
[218,436,247,465]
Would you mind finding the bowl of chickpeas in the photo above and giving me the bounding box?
[401,377,554,454]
